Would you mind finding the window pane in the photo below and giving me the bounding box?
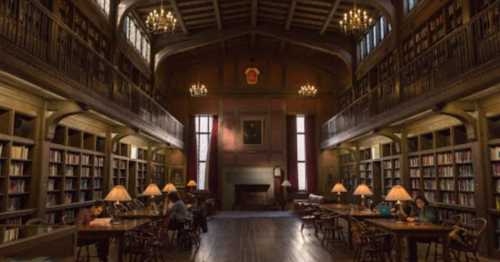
[297,134,306,161]
[200,116,208,132]
[199,134,209,161]
[198,162,206,190]
[380,17,385,39]
[298,162,307,191]
[296,115,305,133]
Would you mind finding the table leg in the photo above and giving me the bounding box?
[408,237,418,262]
[394,234,403,262]
[347,217,352,248]
[442,234,450,261]
[118,235,124,262]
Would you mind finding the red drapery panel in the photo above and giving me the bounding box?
[305,115,318,193]
[187,116,197,183]
[286,115,298,192]
[208,116,219,205]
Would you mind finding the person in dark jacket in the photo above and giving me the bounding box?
[407,195,438,224]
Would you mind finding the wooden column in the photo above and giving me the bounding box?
[104,130,114,193]
[33,103,49,218]
[400,130,410,191]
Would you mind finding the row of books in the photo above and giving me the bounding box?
[49,150,62,163]
[422,155,435,166]
[493,163,500,176]
[440,180,455,191]
[81,167,91,177]
[410,157,420,167]
[82,154,91,165]
[442,192,457,205]
[383,170,401,178]
[437,153,453,165]
[64,166,77,177]
[113,159,127,169]
[64,180,74,190]
[65,153,80,165]
[47,179,57,191]
[457,165,474,177]
[359,164,372,171]
[49,164,59,177]
[458,180,475,192]
[438,166,454,177]
[422,167,436,177]
[7,197,23,211]
[9,162,28,176]
[458,193,475,207]
[9,180,26,193]
[46,194,58,207]
[455,150,472,163]
[423,180,437,190]
[11,146,30,160]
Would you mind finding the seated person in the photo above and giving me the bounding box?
[406,195,438,224]
[165,191,190,230]
[76,202,109,262]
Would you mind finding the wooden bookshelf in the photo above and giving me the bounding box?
[407,126,476,225]
[129,146,148,196]
[45,125,105,224]
[0,108,38,224]
[339,153,356,192]
[401,0,463,66]
[381,142,401,195]
[151,152,166,187]
[112,142,130,188]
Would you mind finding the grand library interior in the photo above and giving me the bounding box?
[1,0,500,261]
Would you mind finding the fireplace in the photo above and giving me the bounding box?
[233,184,271,210]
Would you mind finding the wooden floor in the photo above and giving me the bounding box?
[168,211,351,262]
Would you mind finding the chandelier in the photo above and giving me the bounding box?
[339,2,373,34]
[298,83,318,97]
[189,82,208,97]
[145,0,177,33]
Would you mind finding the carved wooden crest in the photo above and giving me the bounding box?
[244,67,260,85]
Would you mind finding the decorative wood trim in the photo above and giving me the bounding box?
[45,101,88,141]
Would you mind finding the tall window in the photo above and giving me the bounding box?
[296,115,307,191]
[123,15,151,63]
[93,0,111,16]
[404,0,421,14]
[357,16,392,62]
[195,115,212,190]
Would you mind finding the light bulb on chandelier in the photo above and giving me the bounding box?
[298,83,318,97]
[189,82,208,97]
[339,1,373,34]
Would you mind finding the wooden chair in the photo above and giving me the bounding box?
[424,214,462,261]
[351,218,394,262]
[449,218,488,262]
[299,207,319,232]
[319,214,345,249]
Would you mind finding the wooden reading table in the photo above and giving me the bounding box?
[365,218,453,262]
[119,210,165,219]
[78,218,151,262]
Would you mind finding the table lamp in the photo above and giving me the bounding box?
[104,185,132,223]
[385,185,413,222]
[331,183,348,203]
[162,183,177,193]
[143,183,162,213]
[187,180,197,192]
[353,184,373,208]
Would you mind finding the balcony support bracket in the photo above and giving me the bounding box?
[434,102,477,140]
[45,101,89,141]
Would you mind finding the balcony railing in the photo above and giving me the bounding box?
[322,0,500,144]
[0,0,183,144]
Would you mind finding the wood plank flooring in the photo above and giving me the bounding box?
[167,211,351,262]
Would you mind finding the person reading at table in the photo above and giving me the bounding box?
[165,191,190,230]
[406,195,438,224]
[76,202,110,262]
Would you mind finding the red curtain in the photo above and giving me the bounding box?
[187,116,197,183]
[286,115,298,191]
[305,115,318,193]
[208,116,219,205]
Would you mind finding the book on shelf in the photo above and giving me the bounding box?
[422,155,435,166]
[81,167,91,177]
[8,197,23,211]
[63,193,73,204]
[95,157,104,167]
[458,179,475,192]
[47,179,56,191]
[9,180,26,193]
[424,192,437,202]
[65,153,80,165]
[11,146,30,160]
[423,180,437,190]
[410,169,421,178]
[3,227,20,243]
[457,165,473,177]
[0,143,4,157]
[441,192,457,205]
[64,180,74,190]
[49,164,59,177]
[437,152,453,165]
[9,163,27,176]
[64,166,76,177]
[49,150,62,163]
[493,162,500,176]
[438,166,454,177]
[455,150,472,163]
[81,154,91,165]
[410,157,420,167]
[458,193,475,207]
[422,167,436,177]
[439,180,455,191]
[46,194,57,207]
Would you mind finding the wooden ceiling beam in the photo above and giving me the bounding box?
[285,0,297,31]
[212,0,222,30]
[320,0,341,35]
[168,0,189,34]
[154,26,353,71]
[251,0,258,27]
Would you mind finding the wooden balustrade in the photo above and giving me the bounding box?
[322,0,500,145]
[0,0,183,143]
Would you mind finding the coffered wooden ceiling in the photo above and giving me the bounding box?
[117,0,395,70]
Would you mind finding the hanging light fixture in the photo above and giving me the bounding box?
[189,82,208,97]
[145,0,177,33]
[298,83,318,97]
[339,1,373,35]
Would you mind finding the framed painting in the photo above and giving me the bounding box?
[169,167,186,188]
[242,119,264,145]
